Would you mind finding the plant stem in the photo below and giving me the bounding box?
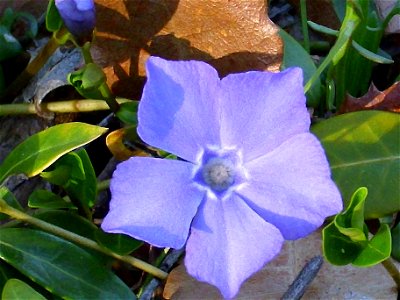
[97,179,110,192]
[0,98,132,115]
[381,257,400,290]
[0,199,168,280]
[300,0,310,53]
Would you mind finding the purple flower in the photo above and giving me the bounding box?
[101,57,342,298]
[55,0,95,39]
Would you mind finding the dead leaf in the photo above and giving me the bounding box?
[92,0,282,99]
[106,128,149,161]
[340,82,400,113]
[163,230,399,300]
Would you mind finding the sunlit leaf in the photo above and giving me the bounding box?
[0,122,107,184]
[2,279,46,300]
[312,110,400,218]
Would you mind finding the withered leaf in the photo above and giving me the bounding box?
[92,0,283,99]
[340,82,400,113]
[106,128,149,161]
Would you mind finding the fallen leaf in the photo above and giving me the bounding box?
[92,0,282,99]
[106,128,149,161]
[340,82,400,113]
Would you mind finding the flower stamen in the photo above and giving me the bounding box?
[202,158,235,191]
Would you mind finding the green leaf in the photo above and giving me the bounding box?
[0,25,22,61]
[351,40,394,64]
[0,187,22,221]
[0,122,107,184]
[353,223,391,267]
[307,21,339,36]
[33,210,110,262]
[2,279,46,300]
[34,210,97,240]
[45,0,62,33]
[323,222,363,265]
[335,187,368,243]
[312,111,400,219]
[391,222,400,262]
[68,63,107,99]
[66,149,97,208]
[279,29,322,107]
[0,228,136,300]
[95,230,143,256]
[116,101,139,125]
[41,149,97,209]
[28,189,76,209]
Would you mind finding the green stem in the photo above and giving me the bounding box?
[0,199,168,280]
[304,1,360,93]
[97,179,110,192]
[381,257,400,290]
[0,98,132,115]
[98,83,120,113]
[300,0,310,53]
[79,41,119,113]
[81,42,94,64]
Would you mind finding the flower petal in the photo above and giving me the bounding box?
[185,194,284,299]
[138,57,222,162]
[101,157,204,249]
[220,67,310,162]
[55,0,95,38]
[236,133,342,240]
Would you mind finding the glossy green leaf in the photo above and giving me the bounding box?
[28,189,76,209]
[41,152,84,186]
[2,279,46,300]
[68,63,107,99]
[0,262,20,294]
[279,29,322,107]
[41,149,97,209]
[312,111,400,218]
[45,0,62,32]
[335,187,368,243]
[0,228,136,299]
[34,210,97,240]
[66,149,97,208]
[0,122,107,184]
[116,101,139,125]
[391,222,400,262]
[353,223,391,267]
[95,230,143,256]
[323,222,363,265]
[33,210,110,262]
[0,187,22,220]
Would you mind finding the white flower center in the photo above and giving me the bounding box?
[202,158,235,191]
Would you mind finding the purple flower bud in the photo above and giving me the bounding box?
[55,0,95,40]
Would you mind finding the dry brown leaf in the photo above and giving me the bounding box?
[92,0,282,99]
[106,128,149,161]
[340,82,400,113]
[163,230,399,300]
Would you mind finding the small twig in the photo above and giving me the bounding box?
[139,248,185,300]
[281,255,323,300]
[0,98,132,115]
